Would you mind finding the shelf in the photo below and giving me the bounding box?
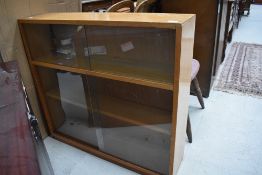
[98,95,171,135]
[33,56,90,70]
[45,88,171,135]
[46,88,88,109]
[89,56,173,84]
[32,59,174,91]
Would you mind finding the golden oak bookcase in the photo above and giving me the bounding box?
[18,13,195,175]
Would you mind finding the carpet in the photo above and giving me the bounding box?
[214,42,262,98]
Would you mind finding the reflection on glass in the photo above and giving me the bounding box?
[52,27,76,60]
[37,67,98,147]
[23,24,90,69]
[91,77,173,174]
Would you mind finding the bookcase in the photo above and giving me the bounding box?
[18,13,195,175]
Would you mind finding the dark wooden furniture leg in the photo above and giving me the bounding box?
[187,59,205,144]
[192,77,205,109]
[186,115,192,143]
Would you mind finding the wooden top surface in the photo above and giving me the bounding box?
[18,12,195,28]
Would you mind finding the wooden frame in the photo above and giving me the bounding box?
[18,13,195,175]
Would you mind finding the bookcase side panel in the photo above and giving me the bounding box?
[18,23,56,133]
[171,16,196,175]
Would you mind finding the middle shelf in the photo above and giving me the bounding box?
[33,60,174,91]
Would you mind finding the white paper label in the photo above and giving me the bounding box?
[121,41,134,52]
[61,38,72,46]
[88,46,107,55]
[84,47,89,57]
[77,26,83,32]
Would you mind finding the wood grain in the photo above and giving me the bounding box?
[31,60,174,91]
[18,12,195,29]
[169,15,195,175]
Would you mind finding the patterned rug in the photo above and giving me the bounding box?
[214,42,262,98]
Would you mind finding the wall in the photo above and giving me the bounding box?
[0,0,80,137]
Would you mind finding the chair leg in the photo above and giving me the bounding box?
[192,77,205,109]
[186,115,192,143]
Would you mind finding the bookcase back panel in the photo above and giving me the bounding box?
[93,77,173,111]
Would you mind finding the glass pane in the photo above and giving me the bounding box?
[86,26,175,83]
[90,77,172,174]
[23,24,90,69]
[37,67,98,147]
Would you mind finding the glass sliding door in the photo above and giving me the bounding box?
[90,77,173,174]
[23,24,90,69]
[37,67,98,147]
[85,26,175,84]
